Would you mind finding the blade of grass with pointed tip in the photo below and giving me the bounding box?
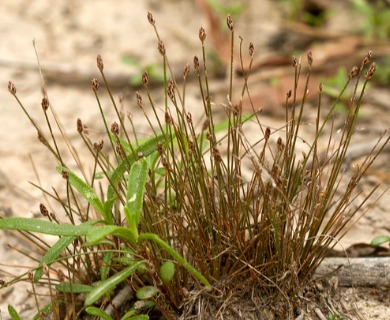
[86,225,137,245]
[104,132,168,214]
[56,166,109,223]
[34,235,75,282]
[84,262,143,306]
[8,305,21,320]
[85,306,113,320]
[0,217,98,236]
[56,282,94,293]
[125,158,148,230]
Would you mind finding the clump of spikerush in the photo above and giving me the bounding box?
[1,11,389,320]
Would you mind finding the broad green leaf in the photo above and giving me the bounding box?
[85,262,143,306]
[33,303,55,320]
[371,235,390,246]
[121,314,149,320]
[34,235,75,282]
[86,225,137,245]
[123,315,149,320]
[125,158,148,227]
[105,131,168,214]
[139,233,211,289]
[136,286,158,300]
[56,282,94,293]
[56,166,108,223]
[160,261,175,283]
[0,217,98,236]
[85,306,113,320]
[101,251,113,281]
[8,305,21,320]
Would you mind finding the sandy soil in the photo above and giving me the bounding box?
[0,0,389,319]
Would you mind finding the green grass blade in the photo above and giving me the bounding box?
[8,305,21,320]
[34,235,76,282]
[0,217,98,236]
[56,282,94,293]
[125,158,148,227]
[86,225,137,245]
[139,233,211,289]
[84,262,143,306]
[371,235,390,246]
[56,166,108,222]
[101,251,114,281]
[105,132,168,213]
[85,306,113,320]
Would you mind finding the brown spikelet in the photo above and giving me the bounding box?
[287,90,292,99]
[319,83,323,92]
[183,63,190,80]
[362,50,372,66]
[249,42,254,57]
[292,56,298,68]
[265,127,271,141]
[193,56,200,71]
[41,97,49,111]
[349,66,359,79]
[94,140,104,152]
[227,15,234,31]
[8,81,16,95]
[77,118,84,134]
[147,11,155,25]
[136,91,143,108]
[365,63,376,80]
[111,122,120,136]
[158,40,166,56]
[39,203,49,217]
[97,54,104,71]
[307,50,313,66]
[199,27,206,43]
[142,71,149,86]
[92,78,99,92]
[61,170,69,180]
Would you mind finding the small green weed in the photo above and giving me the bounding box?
[1,11,388,320]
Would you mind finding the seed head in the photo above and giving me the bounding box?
[287,90,292,99]
[292,56,298,68]
[111,122,120,136]
[158,40,166,56]
[365,62,376,80]
[186,112,192,124]
[212,147,222,162]
[199,27,206,42]
[167,79,175,101]
[94,140,104,152]
[249,42,254,57]
[265,127,271,141]
[77,118,83,133]
[142,70,149,86]
[39,203,49,217]
[97,54,104,71]
[319,83,323,92]
[92,78,99,92]
[183,63,190,80]
[147,11,155,25]
[61,170,69,180]
[41,97,49,111]
[362,50,372,66]
[307,50,313,66]
[348,66,359,79]
[43,263,49,276]
[193,56,200,71]
[165,111,172,125]
[227,15,234,31]
[8,81,16,95]
[136,91,143,108]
